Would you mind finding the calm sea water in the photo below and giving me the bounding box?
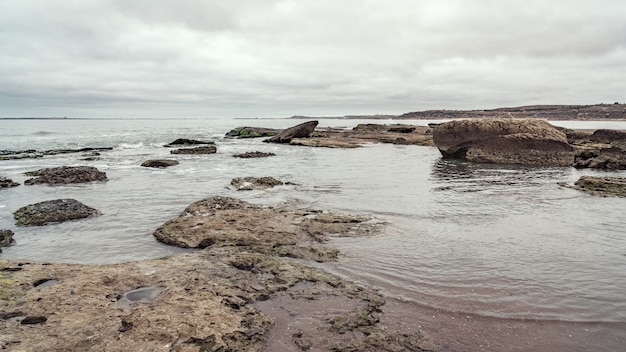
[1,118,625,351]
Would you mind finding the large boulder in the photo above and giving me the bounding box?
[24,166,107,185]
[432,119,574,166]
[13,199,100,226]
[0,176,19,189]
[265,121,318,143]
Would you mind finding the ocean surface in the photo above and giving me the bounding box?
[1,118,625,351]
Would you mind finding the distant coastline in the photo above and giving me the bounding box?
[289,103,626,121]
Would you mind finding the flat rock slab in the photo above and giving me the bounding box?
[571,176,626,197]
[170,146,217,154]
[141,159,179,168]
[163,138,214,147]
[24,166,107,185]
[230,177,284,190]
[13,199,100,226]
[153,196,379,262]
[233,151,276,158]
[225,127,280,138]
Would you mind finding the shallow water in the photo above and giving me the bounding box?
[1,118,625,351]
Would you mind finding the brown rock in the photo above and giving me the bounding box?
[0,176,19,189]
[230,177,284,190]
[24,166,107,185]
[226,127,280,138]
[233,151,276,158]
[0,229,15,252]
[265,121,319,143]
[170,146,217,154]
[571,176,626,197]
[432,119,574,166]
[164,138,214,147]
[141,159,179,168]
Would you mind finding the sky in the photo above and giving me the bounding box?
[1,0,625,118]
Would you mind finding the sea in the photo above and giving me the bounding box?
[1,117,625,351]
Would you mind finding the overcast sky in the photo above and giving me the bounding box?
[1,0,625,118]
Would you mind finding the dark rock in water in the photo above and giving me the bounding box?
[231,177,284,190]
[574,147,626,169]
[141,159,179,168]
[233,151,276,158]
[21,316,47,325]
[0,229,15,252]
[0,147,112,161]
[14,199,100,226]
[571,176,626,197]
[164,138,214,147]
[170,146,217,154]
[590,129,626,143]
[265,121,319,144]
[225,127,280,138]
[432,119,574,166]
[24,166,107,185]
[0,176,19,189]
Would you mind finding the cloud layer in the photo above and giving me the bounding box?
[1,0,625,117]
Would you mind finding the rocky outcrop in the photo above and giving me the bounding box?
[170,146,217,154]
[0,230,15,252]
[164,138,214,147]
[565,128,626,169]
[13,199,100,226]
[225,127,280,138]
[0,177,19,189]
[233,151,276,158]
[0,147,112,161]
[141,159,179,168]
[265,121,319,143]
[230,177,284,190]
[432,119,574,166]
[570,176,626,197]
[153,196,378,262]
[24,166,108,185]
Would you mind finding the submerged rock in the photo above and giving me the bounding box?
[24,166,107,185]
[0,176,19,189]
[0,229,15,251]
[265,121,318,143]
[13,199,100,226]
[170,146,217,154]
[230,177,284,190]
[571,176,626,197]
[233,151,276,158]
[141,159,179,168]
[432,119,574,166]
[164,138,214,147]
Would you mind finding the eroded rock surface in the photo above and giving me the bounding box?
[153,196,379,262]
[141,159,179,168]
[164,138,214,147]
[0,177,19,189]
[230,177,284,191]
[570,176,626,197]
[225,127,280,138]
[13,199,100,226]
[24,166,107,185]
[432,119,574,166]
[170,146,217,154]
[265,121,319,144]
[0,230,15,252]
[233,151,276,158]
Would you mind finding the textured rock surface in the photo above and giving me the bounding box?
[170,146,217,154]
[432,119,574,166]
[0,230,15,251]
[140,159,179,168]
[164,138,214,147]
[0,177,19,189]
[13,199,100,226]
[233,151,276,158]
[24,166,107,185]
[230,177,284,191]
[225,127,280,138]
[265,121,319,143]
[571,176,626,197]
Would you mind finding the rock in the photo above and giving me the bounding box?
[21,316,47,325]
[0,176,19,189]
[432,119,574,166]
[153,196,379,261]
[230,177,284,190]
[265,121,319,143]
[574,147,626,169]
[164,138,214,147]
[589,129,626,143]
[13,199,100,226]
[24,166,107,185]
[225,127,280,138]
[571,176,626,197]
[233,151,276,158]
[0,230,15,252]
[141,159,179,168]
[170,146,217,154]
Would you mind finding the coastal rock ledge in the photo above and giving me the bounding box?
[432,119,574,166]
[24,166,107,185]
